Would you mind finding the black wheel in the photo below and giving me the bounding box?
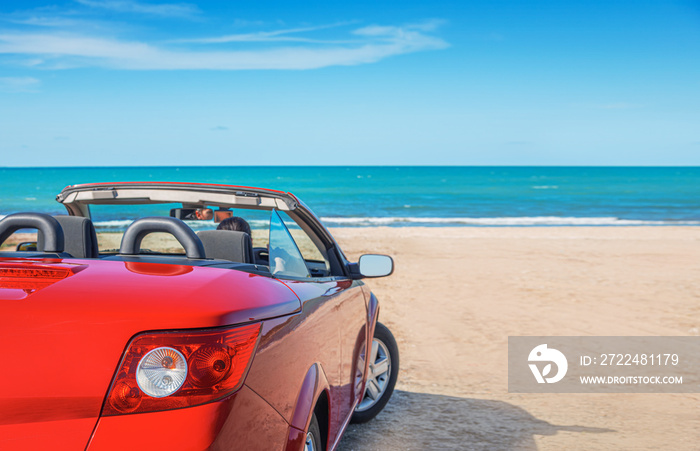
[351,322,399,423]
[305,413,322,451]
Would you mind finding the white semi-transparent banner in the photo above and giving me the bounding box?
[508,337,700,393]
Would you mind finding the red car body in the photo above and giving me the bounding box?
[0,182,393,451]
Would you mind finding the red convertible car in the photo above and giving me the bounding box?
[0,182,398,451]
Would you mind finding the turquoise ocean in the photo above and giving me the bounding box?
[1,166,699,229]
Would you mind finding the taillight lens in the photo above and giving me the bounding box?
[103,323,260,416]
[136,347,188,398]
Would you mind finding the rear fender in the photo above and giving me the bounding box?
[285,364,330,451]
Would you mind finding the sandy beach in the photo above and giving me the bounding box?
[334,226,700,450]
[2,226,699,449]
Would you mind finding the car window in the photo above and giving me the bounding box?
[278,211,327,263]
[269,210,310,278]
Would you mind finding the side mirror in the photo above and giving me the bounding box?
[358,254,394,278]
[16,241,38,251]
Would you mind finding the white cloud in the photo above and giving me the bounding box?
[0,23,448,70]
[0,76,40,92]
[353,25,401,37]
[75,0,200,18]
[354,19,446,36]
[174,23,359,44]
[7,16,83,28]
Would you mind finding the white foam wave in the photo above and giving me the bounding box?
[93,220,134,229]
[320,216,700,226]
[92,218,270,230]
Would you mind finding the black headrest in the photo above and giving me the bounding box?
[120,217,206,259]
[38,216,99,258]
[0,212,64,252]
[197,230,255,264]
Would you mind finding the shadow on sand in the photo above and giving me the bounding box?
[338,390,613,450]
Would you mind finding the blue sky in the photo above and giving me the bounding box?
[0,0,699,166]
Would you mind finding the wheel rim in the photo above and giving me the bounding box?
[355,337,391,412]
[304,431,315,451]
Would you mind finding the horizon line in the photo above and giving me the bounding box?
[2,164,700,169]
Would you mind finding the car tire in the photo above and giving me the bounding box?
[351,322,399,424]
[305,413,323,451]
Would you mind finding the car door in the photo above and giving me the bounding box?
[267,210,368,443]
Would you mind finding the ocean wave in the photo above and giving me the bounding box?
[93,220,134,229]
[92,218,270,231]
[320,216,700,226]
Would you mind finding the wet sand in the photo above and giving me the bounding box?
[334,227,700,450]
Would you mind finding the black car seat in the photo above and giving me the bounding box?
[197,230,255,264]
[37,215,99,258]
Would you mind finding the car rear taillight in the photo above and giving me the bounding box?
[0,263,78,294]
[102,323,261,416]
[0,265,71,279]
